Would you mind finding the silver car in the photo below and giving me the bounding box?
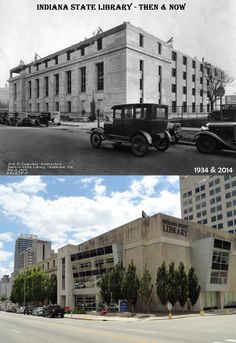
[32,306,44,316]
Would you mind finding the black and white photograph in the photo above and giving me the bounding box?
[1,1,236,343]
[0,0,235,175]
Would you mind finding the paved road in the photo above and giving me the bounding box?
[0,126,235,175]
[1,311,236,343]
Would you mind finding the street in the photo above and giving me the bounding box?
[1,311,236,343]
[0,126,235,175]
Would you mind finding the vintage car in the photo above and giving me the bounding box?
[167,122,182,143]
[194,122,236,153]
[89,103,171,157]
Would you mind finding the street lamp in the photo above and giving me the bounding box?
[23,273,26,305]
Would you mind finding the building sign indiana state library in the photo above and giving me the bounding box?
[162,219,188,237]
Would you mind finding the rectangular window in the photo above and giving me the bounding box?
[192,75,195,82]
[54,56,58,65]
[158,42,162,54]
[139,34,144,47]
[14,84,17,100]
[192,88,195,96]
[61,257,65,290]
[28,81,31,99]
[67,101,71,112]
[192,103,195,112]
[140,60,144,72]
[158,65,162,76]
[44,76,49,97]
[200,77,203,84]
[80,67,86,92]
[45,60,48,68]
[200,89,203,97]
[67,51,71,61]
[55,102,59,111]
[29,66,31,73]
[96,62,104,91]
[97,38,102,50]
[183,71,186,80]
[81,46,85,56]
[67,70,71,94]
[172,101,176,113]
[171,84,176,93]
[172,68,176,77]
[183,56,187,65]
[200,103,203,112]
[192,60,196,68]
[139,78,143,90]
[183,86,187,94]
[55,74,59,95]
[172,51,176,61]
[36,79,40,98]
[182,102,187,112]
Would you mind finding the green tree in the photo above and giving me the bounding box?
[122,260,140,314]
[31,267,49,304]
[139,265,153,315]
[188,267,201,308]
[99,272,111,305]
[166,262,179,310]
[109,262,125,303]
[177,262,189,310]
[47,274,57,304]
[11,268,49,305]
[156,262,168,311]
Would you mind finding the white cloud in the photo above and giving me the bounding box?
[0,249,13,262]
[0,232,13,242]
[0,261,14,279]
[0,232,14,271]
[0,176,181,253]
[7,176,46,194]
[57,178,65,182]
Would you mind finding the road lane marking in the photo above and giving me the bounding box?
[10,329,21,334]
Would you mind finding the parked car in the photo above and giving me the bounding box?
[24,305,34,315]
[89,103,171,156]
[32,306,44,316]
[20,117,34,127]
[43,304,65,318]
[17,306,26,314]
[167,122,182,143]
[194,122,236,153]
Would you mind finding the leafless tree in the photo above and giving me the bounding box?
[203,62,234,111]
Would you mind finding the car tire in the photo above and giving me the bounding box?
[196,135,217,154]
[154,138,170,151]
[131,134,149,157]
[90,132,102,148]
[61,314,64,318]
[171,136,179,144]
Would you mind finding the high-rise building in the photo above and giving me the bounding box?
[8,22,211,118]
[179,175,236,234]
[0,275,12,299]
[14,234,52,275]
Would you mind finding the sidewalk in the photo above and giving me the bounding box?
[64,309,236,321]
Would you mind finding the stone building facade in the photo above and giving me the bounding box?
[8,22,210,118]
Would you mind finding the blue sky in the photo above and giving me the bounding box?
[0,175,180,277]
[0,0,236,93]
